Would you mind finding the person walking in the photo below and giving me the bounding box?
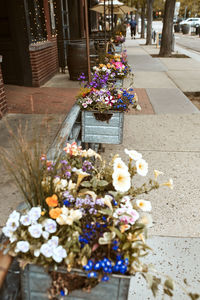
[130,18,137,39]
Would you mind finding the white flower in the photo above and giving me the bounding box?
[136,200,152,212]
[34,249,40,257]
[44,219,57,233]
[102,66,107,71]
[154,170,164,180]
[40,243,53,258]
[113,157,128,172]
[2,226,13,238]
[6,218,19,232]
[20,214,31,226]
[52,246,67,263]
[68,180,76,190]
[48,236,59,249]
[136,104,141,111]
[28,224,43,238]
[28,207,41,222]
[53,177,68,192]
[136,159,148,176]
[9,234,17,243]
[139,213,153,228]
[70,209,82,221]
[161,178,173,189]
[124,149,142,161]
[9,210,20,221]
[42,231,49,240]
[56,207,82,226]
[15,241,29,253]
[120,196,132,208]
[112,169,131,193]
[56,214,68,225]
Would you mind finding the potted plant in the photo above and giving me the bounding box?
[1,141,177,299]
[76,86,139,144]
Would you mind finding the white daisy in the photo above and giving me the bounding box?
[112,169,131,193]
[136,159,148,176]
[124,149,142,161]
[136,200,152,212]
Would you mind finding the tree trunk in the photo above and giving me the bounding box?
[146,0,154,45]
[141,3,146,39]
[159,0,176,57]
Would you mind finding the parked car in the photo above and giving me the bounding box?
[179,18,200,27]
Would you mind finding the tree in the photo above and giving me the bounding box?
[146,0,154,45]
[159,0,176,57]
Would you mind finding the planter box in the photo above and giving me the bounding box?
[20,264,130,300]
[81,110,124,144]
[114,44,123,53]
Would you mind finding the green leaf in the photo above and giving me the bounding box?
[164,278,174,290]
[80,181,91,187]
[109,226,123,239]
[188,293,200,300]
[97,180,108,187]
[122,242,131,250]
[99,208,112,216]
[164,288,173,297]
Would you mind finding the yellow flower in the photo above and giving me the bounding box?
[161,178,173,189]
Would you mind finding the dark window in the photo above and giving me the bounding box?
[27,0,47,43]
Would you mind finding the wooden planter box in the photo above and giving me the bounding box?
[81,110,124,144]
[20,264,130,300]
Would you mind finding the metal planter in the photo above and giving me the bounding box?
[81,110,124,144]
[20,264,130,300]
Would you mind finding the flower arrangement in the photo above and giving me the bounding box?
[113,35,125,44]
[76,86,139,113]
[1,142,174,297]
[93,61,131,80]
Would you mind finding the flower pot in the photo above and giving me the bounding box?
[174,24,180,33]
[181,24,190,34]
[67,41,96,81]
[20,264,130,300]
[81,110,124,144]
[114,44,122,53]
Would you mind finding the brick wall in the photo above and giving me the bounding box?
[0,57,8,117]
[29,37,58,87]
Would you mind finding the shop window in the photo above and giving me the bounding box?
[27,0,47,43]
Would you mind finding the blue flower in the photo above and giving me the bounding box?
[102,275,109,281]
[60,289,65,296]
[63,199,70,206]
[88,272,97,278]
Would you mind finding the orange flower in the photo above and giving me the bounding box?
[49,208,62,219]
[46,194,58,207]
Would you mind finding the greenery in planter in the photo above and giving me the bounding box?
[76,86,139,113]
[1,141,171,296]
[0,128,199,299]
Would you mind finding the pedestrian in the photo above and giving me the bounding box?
[130,18,137,39]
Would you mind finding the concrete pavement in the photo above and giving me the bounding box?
[103,36,200,298]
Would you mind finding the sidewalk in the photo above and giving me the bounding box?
[103,36,200,298]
